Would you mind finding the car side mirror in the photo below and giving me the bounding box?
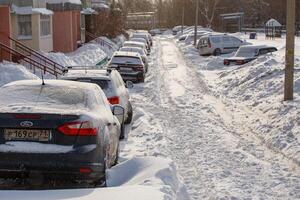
[112,105,125,123]
[125,81,134,89]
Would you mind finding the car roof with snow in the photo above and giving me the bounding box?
[62,69,111,80]
[113,51,141,58]
[0,79,107,115]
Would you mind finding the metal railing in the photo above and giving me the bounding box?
[0,42,63,78]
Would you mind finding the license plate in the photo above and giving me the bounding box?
[4,129,50,142]
[121,67,132,71]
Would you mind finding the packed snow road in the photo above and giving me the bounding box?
[125,35,300,200]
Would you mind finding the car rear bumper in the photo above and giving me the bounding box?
[120,72,144,82]
[0,145,105,181]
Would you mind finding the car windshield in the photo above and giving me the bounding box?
[111,56,142,65]
[235,47,257,57]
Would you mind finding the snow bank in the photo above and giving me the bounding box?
[177,33,300,164]
[0,61,39,87]
[0,157,186,200]
[0,186,165,200]
[89,37,119,58]
[107,157,189,200]
[43,43,107,67]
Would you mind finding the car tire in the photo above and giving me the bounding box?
[125,102,133,124]
[213,48,221,56]
[119,122,125,140]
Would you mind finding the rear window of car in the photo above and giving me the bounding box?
[111,56,142,65]
[235,47,257,57]
[0,85,86,107]
[66,79,114,97]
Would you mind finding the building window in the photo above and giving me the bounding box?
[18,15,32,38]
[40,15,51,36]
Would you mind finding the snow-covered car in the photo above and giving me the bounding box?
[198,33,248,56]
[131,33,152,47]
[0,80,124,184]
[123,41,149,55]
[119,47,149,72]
[61,68,134,139]
[184,31,210,44]
[172,25,188,35]
[149,29,162,36]
[129,37,151,53]
[176,26,203,37]
[108,51,146,83]
[223,45,278,65]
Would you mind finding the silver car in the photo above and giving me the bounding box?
[61,68,133,139]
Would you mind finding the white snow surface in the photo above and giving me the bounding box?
[122,34,300,200]
[0,61,39,87]
[43,43,107,67]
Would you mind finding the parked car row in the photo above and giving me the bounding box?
[174,26,278,65]
[107,31,153,83]
[0,31,154,186]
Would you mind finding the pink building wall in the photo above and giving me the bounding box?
[0,6,11,61]
[52,10,81,53]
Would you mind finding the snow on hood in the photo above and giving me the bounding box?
[0,61,39,87]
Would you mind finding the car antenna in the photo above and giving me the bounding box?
[41,73,45,85]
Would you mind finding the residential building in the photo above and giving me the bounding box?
[46,1,83,53]
[0,0,54,52]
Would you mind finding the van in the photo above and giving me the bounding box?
[198,33,247,56]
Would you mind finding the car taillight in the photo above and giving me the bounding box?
[108,96,120,104]
[58,121,97,136]
[236,60,244,65]
[134,66,144,71]
[79,167,93,174]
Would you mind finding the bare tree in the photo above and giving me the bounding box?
[199,0,221,27]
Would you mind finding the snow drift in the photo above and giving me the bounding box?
[0,61,39,87]
[177,33,300,165]
[0,157,187,200]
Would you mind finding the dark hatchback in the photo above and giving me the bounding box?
[0,80,122,185]
[108,51,146,83]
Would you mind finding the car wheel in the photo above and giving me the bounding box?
[124,102,133,124]
[213,48,221,56]
[119,122,125,140]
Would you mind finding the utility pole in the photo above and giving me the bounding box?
[181,0,185,34]
[194,0,199,46]
[284,0,295,101]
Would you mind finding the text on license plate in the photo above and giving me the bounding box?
[4,129,50,142]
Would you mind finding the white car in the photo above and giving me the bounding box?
[172,25,188,35]
[119,47,149,72]
[123,41,148,55]
[198,33,248,56]
[129,37,150,53]
[131,32,152,47]
[61,68,133,139]
[183,31,210,44]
